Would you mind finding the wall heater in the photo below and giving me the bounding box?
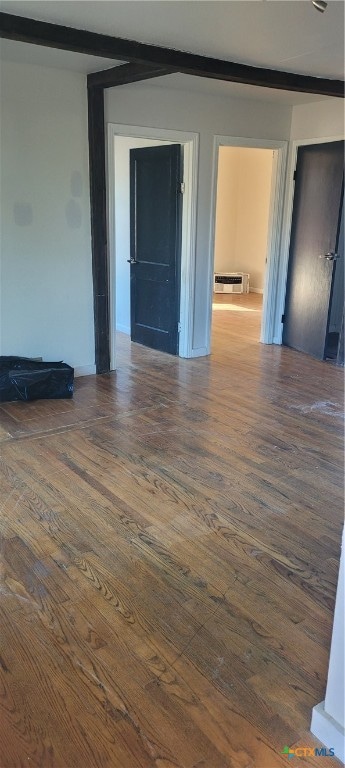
[214,272,250,294]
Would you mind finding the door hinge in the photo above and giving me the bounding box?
[179,182,185,194]
[281,314,286,323]
[177,322,182,333]
[293,170,297,181]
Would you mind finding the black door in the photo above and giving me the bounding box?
[283,141,344,360]
[129,144,183,354]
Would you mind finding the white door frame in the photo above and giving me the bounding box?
[274,134,345,345]
[107,123,199,369]
[207,135,288,349]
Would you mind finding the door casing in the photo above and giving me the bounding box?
[275,134,345,346]
[208,136,288,349]
[129,143,183,354]
[107,123,199,370]
[282,140,344,359]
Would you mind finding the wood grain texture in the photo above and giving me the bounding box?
[0,296,343,767]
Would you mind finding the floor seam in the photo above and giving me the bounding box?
[167,596,227,674]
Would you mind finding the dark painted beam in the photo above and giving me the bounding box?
[87,86,110,374]
[0,12,343,97]
[88,62,174,89]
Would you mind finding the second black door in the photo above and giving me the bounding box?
[283,141,344,360]
[130,144,183,355]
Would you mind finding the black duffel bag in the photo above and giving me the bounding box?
[0,356,74,402]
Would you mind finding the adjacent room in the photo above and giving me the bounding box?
[212,145,274,347]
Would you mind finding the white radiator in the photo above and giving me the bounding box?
[214,272,250,294]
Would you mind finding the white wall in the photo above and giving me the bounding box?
[114,136,171,335]
[214,147,274,292]
[105,84,292,353]
[213,148,237,275]
[0,60,95,374]
[290,98,344,141]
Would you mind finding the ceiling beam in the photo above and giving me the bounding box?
[0,11,343,97]
[87,62,173,89]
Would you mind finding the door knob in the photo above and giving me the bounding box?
[127,258,137,264]
[319,252,338,261]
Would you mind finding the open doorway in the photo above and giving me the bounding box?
[211,145,275,348]
[208,136,287,355]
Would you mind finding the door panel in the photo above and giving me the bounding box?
[283,141,344,360]
[130,144,182,354]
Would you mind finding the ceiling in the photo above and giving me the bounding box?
[0,38,124,73]
[0,1,344,105]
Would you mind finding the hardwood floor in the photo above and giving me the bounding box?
[0,301,344,767]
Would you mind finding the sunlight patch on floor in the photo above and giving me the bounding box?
[212,303,260,313]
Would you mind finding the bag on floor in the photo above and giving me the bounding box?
[0,356,74,402]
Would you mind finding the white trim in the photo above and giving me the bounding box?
[261,144,288,344]
[190,346,208,358]
[74,365,97,377]
[274,134,345,344]
[250,288,264,295]
[311,702,344,764]
[107,123,199,369]
[207,136,288,352]
[116,324,130,335]
[106,128,116,372]
[290,135,345,147]
[179,137,199,358]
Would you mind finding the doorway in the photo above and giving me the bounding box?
[208,137,287,354]
[212,146,275,346]
[283,139,344,362]
[113,136,173,337]
[108,124,199,369]
[129,143,183,354]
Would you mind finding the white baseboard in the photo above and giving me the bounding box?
[74,364,97,378]
[311,701,345,763]
[116,324,130,335]
[191,347,208,358]
[250,288,264,294]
